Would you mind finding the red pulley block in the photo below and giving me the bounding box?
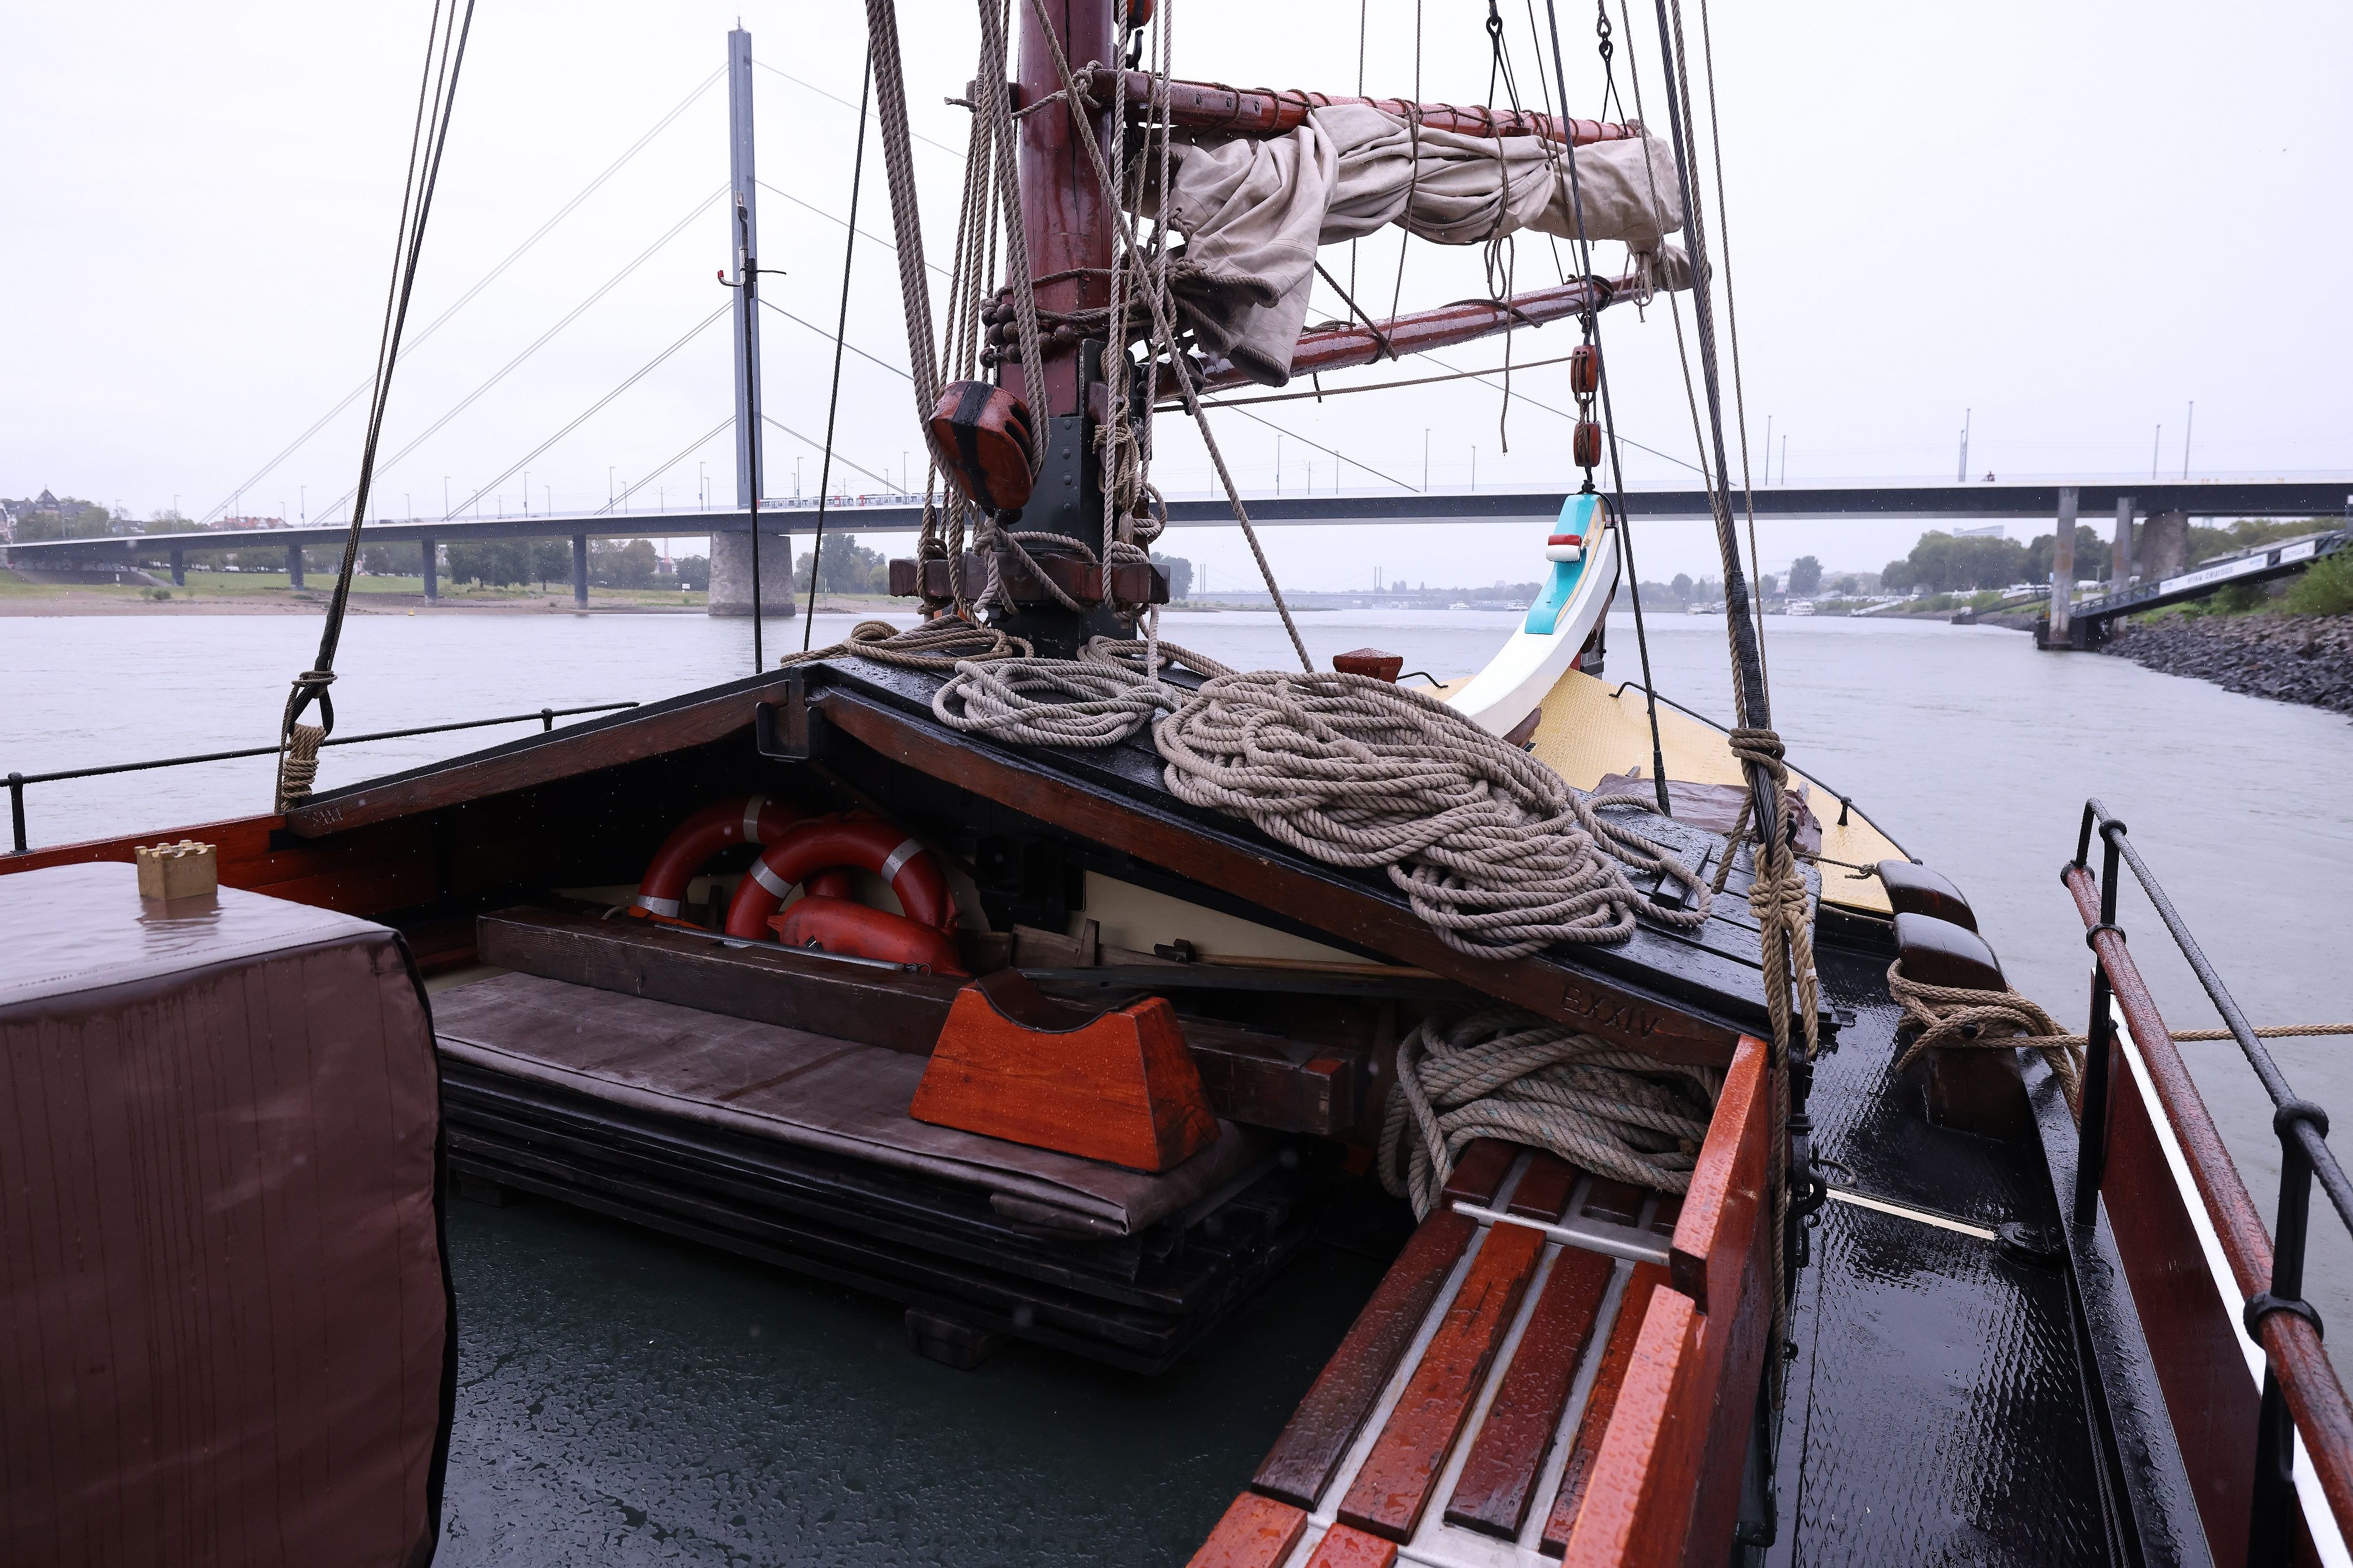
[1569,344,1602,397]
[1573,419,1604,469]
[926,379,1037,514]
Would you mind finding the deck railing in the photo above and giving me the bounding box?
[2064,799,2353,1563]
[5,703,636,854]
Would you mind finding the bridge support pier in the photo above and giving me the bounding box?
[708,528,793,618]
[422,536,437,601]
[2140,511,2190,581]
[169,549,185,587]
[2044,486,2077,649]
[286,543,304,590]
[572,534,588,609]
[2113,495,2135,586]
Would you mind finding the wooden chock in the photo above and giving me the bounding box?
[136,839,218,901]
[909,969,1219,1172]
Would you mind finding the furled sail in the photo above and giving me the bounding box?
[1146,105,1687,386]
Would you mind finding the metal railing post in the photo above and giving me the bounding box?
[541,707,556,732]
[7,773,25,854]
[2252,1102,2325,1566]
[2074,825,2125,1223]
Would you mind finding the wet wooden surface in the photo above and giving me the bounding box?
[1252,1212,1478,1508]
[1337,1224,1545,1542]
[1444,1246,1616,1539]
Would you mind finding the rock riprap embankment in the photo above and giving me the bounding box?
[2101,612,2353,716]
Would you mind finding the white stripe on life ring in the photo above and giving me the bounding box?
[878,837,924,885]
[742,793,768,843]
[635,894,683,918]
[749,858,794,899]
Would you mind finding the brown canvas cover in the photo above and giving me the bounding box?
[0,862,453,1567]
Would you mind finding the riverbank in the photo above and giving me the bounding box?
[2100,611,2353,715]
[0,569,897,618]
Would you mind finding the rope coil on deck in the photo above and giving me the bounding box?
[1887,961,2086,1115]
[1380,1007,1723,1218]
[779,616,1031,672]
[1156,670,1713,959]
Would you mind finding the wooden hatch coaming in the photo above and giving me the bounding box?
[1185,1036,1773,1568]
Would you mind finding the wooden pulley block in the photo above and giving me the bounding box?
[1568,343,1601,397]
[926,380,1037,513]
[1573,419,1603,469]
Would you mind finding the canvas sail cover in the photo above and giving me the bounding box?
[1149,104,1688,386]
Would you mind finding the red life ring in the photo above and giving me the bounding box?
[630,794,850,925]
[772,896,965,974]
[724,815,966,975]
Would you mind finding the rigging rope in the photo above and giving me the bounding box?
[275,0,477,812]
[1541,0,1673,819]
[804,53,877,645]
[1382,1007,1723,1218]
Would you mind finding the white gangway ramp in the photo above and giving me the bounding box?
[1445,494,1617,739]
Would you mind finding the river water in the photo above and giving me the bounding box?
[5,605,2348,1562]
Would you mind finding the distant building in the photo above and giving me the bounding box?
[215,515,288,531]
[1954,523,2005,539]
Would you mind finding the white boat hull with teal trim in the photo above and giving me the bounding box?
[1444,492,1617,738]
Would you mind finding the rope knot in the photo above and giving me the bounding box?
[1887,959,2087,1115]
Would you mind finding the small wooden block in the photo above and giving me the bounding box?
[908,969,1219,1173]
[1339,1223,1546,1542]
[1254,1210,1479,1507]
[1443,1139,1517,1207]
[1508,1154,1582,1222]
[1333,647,1404,683]
[1578,1178,1646,1226]
[1187,1492,1308,1568]
[1445,1246,1616,1538]
[1302,1524,1398,1568]
[1648,1195,1683,1236]
[135,839,217,900]
[1541,1262,1669,1556]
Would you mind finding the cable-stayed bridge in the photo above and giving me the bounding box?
[9,29,2347,616]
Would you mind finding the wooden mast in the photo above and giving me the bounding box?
[996,0,1124,655]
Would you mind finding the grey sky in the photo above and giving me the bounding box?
[6,0,2347,589]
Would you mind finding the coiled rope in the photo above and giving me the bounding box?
[779,616,1030,672]
[1157,670,1711,958]
[1380,1007,1723,1218]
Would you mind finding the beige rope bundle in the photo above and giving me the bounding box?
[931,635,1229,746]
[779,616,1030,672]
[1380,1007,1723,1218]
[1156,669,1711,958]
[1887,960,2086,1115]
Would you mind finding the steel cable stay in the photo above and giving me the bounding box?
[754,179,950,277]
[595,415,736,515]
[449,302,730,520]
[760,415,896,494]
[319,186,729,523]
[198,67,725,527]
[751,56,969,163]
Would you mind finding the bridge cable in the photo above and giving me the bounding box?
[321,187,727,522]
[450,302,729,520]
[203,66,722,527]
[806,53,876,647]
[596,415,735,516]
[276,0,476,811]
